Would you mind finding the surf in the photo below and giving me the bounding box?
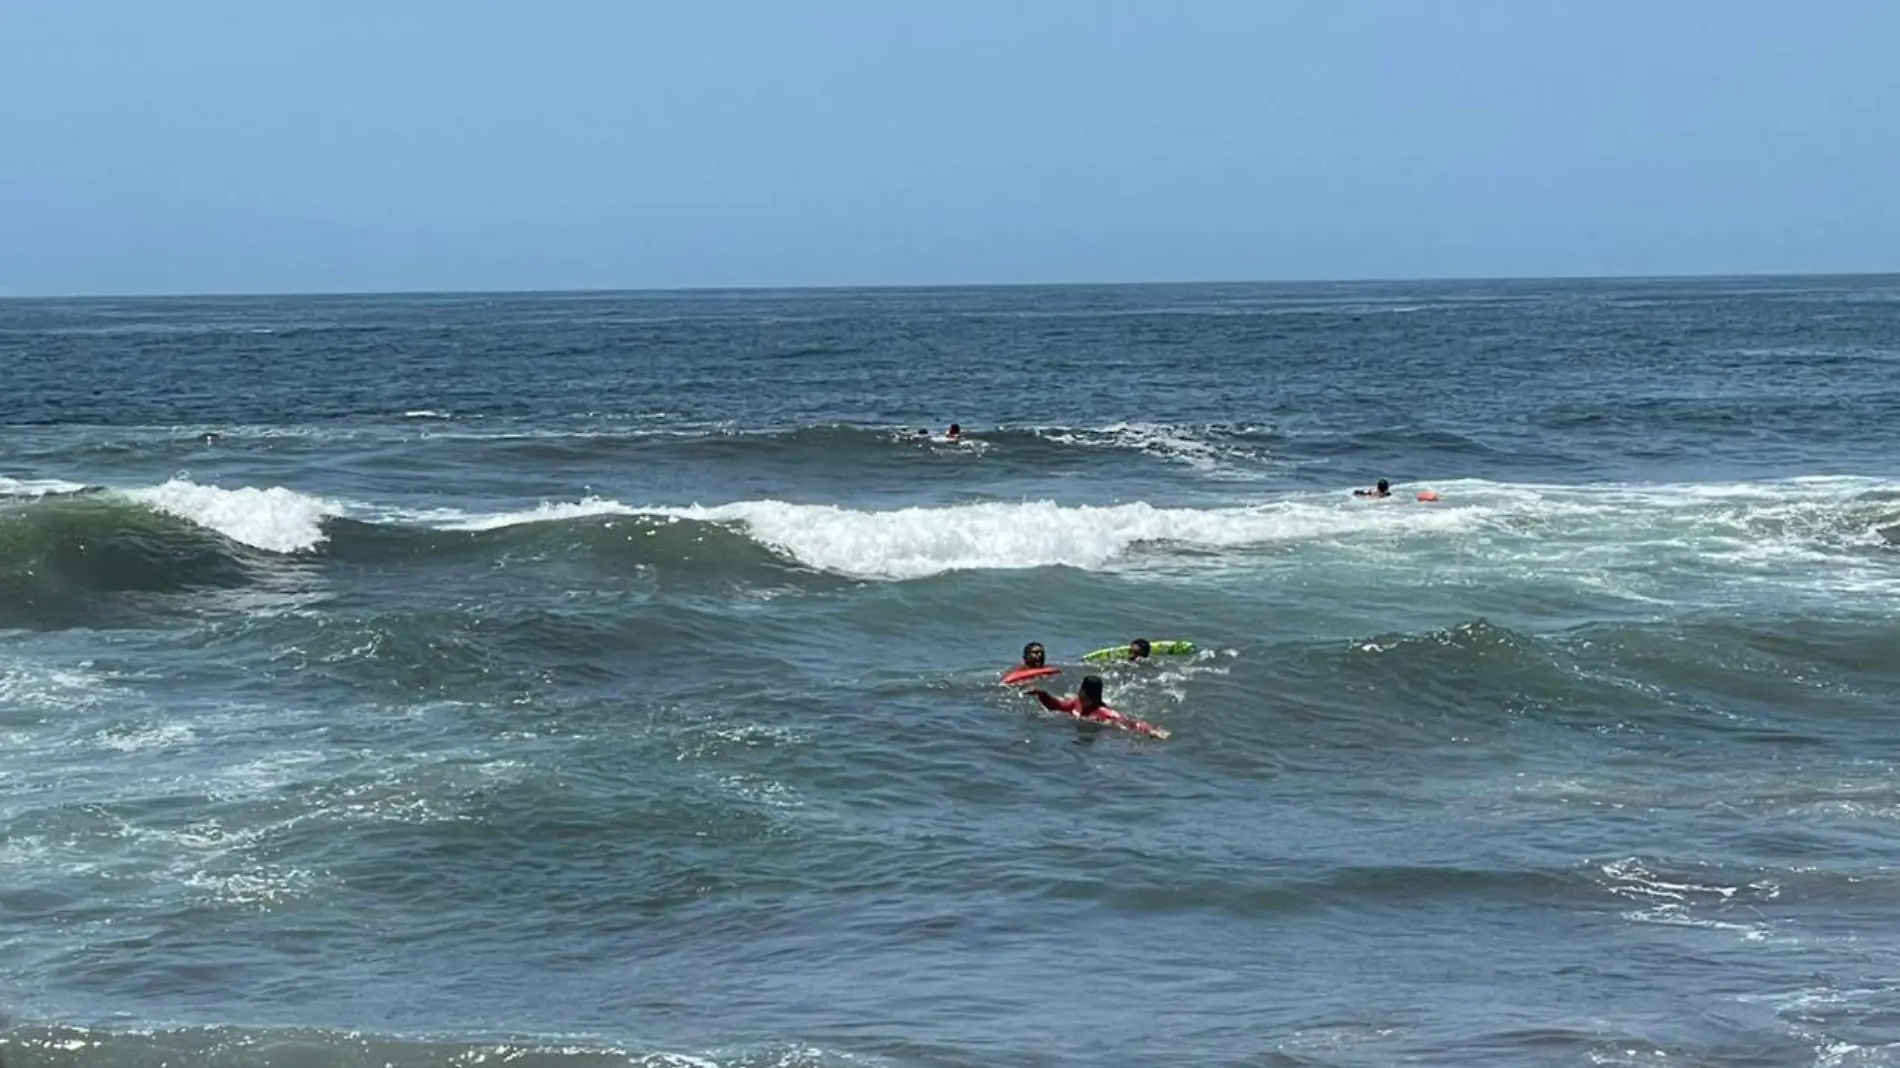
[4,475,1894,587]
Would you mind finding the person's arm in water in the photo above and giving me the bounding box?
[1027,688,1076,713]
[1026,689,1168,738]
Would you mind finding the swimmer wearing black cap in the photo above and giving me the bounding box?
[1026,675,1170,739]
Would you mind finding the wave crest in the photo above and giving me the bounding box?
[403,496,1457,581]
[123,478,340,554]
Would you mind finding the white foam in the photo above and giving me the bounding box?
[1600,858,1741,902]
[182,865,320,908]
[0,660,111,716]
[122,478,342,554]
[1032,421,1276,477]
[434,497,638,531]
[398,475,1900,586]
[200,749,330,801]
[717,773,803,810]
[0,476,89,498]
[686,498,1467,580]
[94,721,197,753]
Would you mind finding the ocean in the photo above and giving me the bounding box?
[2,276,1898,1067]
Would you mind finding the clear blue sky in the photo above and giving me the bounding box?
[3,0,1896,295]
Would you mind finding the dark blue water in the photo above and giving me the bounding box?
[4,277,1900,1068]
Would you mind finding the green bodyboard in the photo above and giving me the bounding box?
[1081,640,1196,663]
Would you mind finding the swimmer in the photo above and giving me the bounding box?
[1126,638,1152,662]
[1353,478,1392,499]
[1002,641,1048,682]
[946,423,962,441]
[1026,675,1170,739]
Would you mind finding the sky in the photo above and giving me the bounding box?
[1,0,1897,295]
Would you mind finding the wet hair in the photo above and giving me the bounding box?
[1023,642,1045,663]
[1080,675,1105,703]
[1377,479,1390,493]
[948,423,961,435]
[1129,638,1151,658]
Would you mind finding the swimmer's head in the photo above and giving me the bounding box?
[1377,479,1390,494]
[948,423,961,437]
[1079,675,1105,708]
[1128,638,1151,661]
[1022,642,1046,667]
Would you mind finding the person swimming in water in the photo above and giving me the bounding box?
[1017,641,1046,670]
[1026,675,1169,738]
[1126,638,1152,662]
[946,423,962,441]
[1354,478,1392,499]
[1001,642,1060,685]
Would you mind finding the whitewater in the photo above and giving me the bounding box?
[4,278,1900,1068]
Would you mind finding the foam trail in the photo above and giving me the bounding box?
[436,497,641,531]
[123,478,341,554]
[0,476,90,498]
[1029,422,1277,476]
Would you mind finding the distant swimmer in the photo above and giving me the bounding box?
[1126,637,1152,662]
[946,423,962,441]
[1026,675,1170,739]
[1002,641,1059,686]
[1354,478,1392,499]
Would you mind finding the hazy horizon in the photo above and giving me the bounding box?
[10,268,1900,303]
[4,0,1897,297]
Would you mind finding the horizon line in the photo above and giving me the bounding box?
[2,267,1896,302]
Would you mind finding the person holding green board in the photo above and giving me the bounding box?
[1080,637,1196,664]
